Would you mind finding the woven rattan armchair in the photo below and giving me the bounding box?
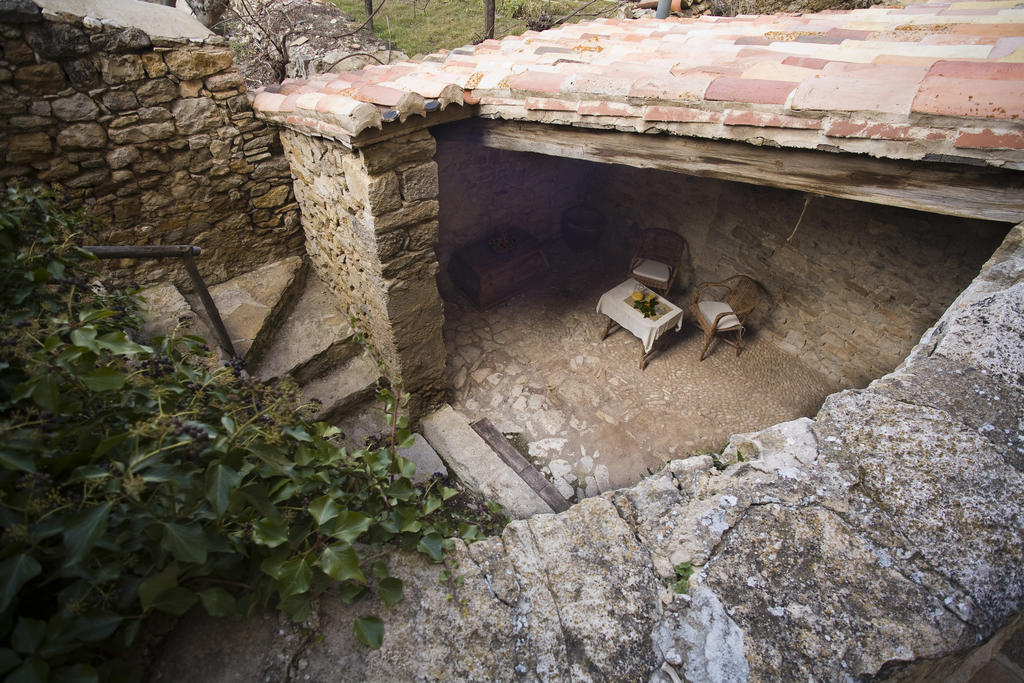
[628,229,688,296]
[691,275,763,360]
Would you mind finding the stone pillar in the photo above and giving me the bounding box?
[280,129,447,410]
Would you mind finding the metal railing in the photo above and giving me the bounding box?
[85,245,238,359]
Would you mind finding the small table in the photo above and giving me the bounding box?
[597,278,684,369]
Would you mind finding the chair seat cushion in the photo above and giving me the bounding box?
[698,301,742,331]
[632,258,671,283]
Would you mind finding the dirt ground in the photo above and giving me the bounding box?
[439,239,840,501]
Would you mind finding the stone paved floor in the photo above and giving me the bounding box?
[440,240,841,503]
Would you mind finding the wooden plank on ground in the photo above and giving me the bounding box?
[470,418,571,513]
[433,119,1024,224]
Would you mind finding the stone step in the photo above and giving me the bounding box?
[252,272,361,383]
[420,404,556,520]
[302,353,382,424]
[138,282,213,347]
[203,255,306,363]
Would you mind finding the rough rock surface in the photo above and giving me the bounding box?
[150,223,1023,679]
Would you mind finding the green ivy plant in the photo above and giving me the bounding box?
[0,187,503,681]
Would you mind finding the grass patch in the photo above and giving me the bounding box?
[329,0,620,56]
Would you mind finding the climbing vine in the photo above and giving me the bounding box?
[0,187,502,681]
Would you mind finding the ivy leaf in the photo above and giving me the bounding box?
[6,656,49,683]
[328,511,371,545]
[282,426,312,442]
[29,375,60,413]
[148,588,197,617]
[198,588,237,617]
[92,433,129,459]
[11,618,45,655]
[318,545,366,584]
[378,577,403,607]
[0,554,41,613]
[395,455,417,479]
[160,523,207,564]
[276,558,312,598]
[383,478,414,500]
[417,532,444,562]
[95,331,149,355]
[138,564,180,612]
[308,495,340,527]
[392,506,421,534]
[81,367,124,392]
[252,516,288,548]
[69,327,98,352]
[52,663,99,683]
[0,649,19,677]
[422,495,442,516]
[59,614,121,644]
[353,615,384,649]
[440,486,458,501]
[336,582,365,604]
[396,430,416,450]
[459,524,485,544]
[63,502,112,567]
[277,594,311,623]
[204,463,242,518]
[0,448,36,473]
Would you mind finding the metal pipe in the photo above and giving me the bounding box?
[85,245,201,259]
[84,244,238,359]
[656,0,671,18]
[181,251,238,360]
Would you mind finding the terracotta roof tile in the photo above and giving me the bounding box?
[251,9,1024,166]
[724,110,822,128]
[913,75,1024,117]
[705,76,798,104]
[955,127,1024,148]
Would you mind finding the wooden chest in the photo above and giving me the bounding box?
[448,228,549,309]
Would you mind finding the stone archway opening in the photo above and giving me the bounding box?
[431,125,1013,498]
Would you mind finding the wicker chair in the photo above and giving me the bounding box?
[628,229,688,296]
[691,275,763,361]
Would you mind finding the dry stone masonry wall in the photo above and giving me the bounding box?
[0,0,302,287]
[435,140,588,288]
[279,129,447,403]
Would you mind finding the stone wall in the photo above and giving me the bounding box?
[279,129,446,403]
[0,0,302,287]
[433,140,1010,388]
[435,140,588,290]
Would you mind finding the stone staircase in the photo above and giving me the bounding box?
[138,256,384,436]
[137,255,566,519]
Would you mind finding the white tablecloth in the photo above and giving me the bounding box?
[597,279,684,353]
